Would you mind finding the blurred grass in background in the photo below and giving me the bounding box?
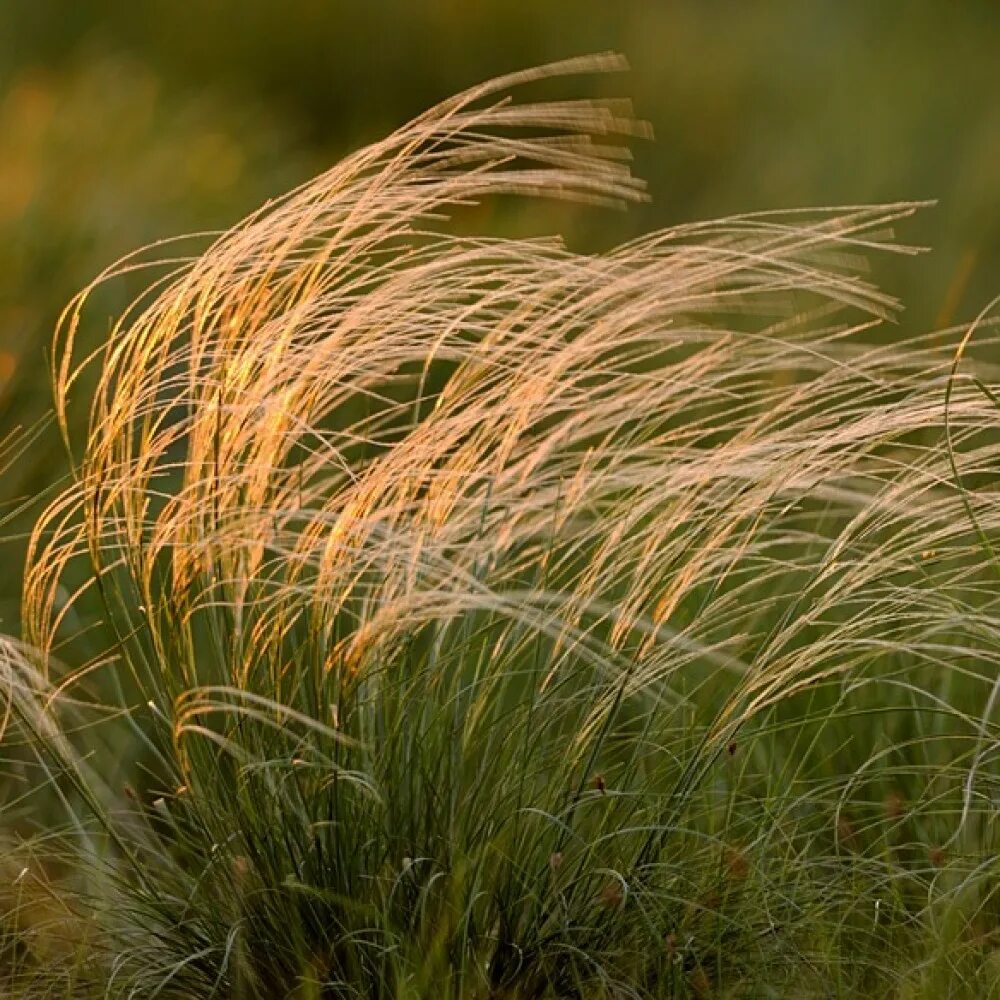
[0,1,997,622]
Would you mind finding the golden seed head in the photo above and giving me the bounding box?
[599,882,624,910]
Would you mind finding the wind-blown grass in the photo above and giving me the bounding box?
[4,55,1000,997]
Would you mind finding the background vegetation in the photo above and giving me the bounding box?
[0,5,998,997]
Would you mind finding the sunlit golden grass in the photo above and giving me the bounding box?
[28,55,999,738]
[5,55,1000,997]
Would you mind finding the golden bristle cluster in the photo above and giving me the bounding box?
[22,55,1000,751]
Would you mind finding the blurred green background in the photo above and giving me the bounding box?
[0,1,997,629]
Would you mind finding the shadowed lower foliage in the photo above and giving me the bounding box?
[3,56,1000,997]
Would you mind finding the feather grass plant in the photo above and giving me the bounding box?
[5,55,1000,996]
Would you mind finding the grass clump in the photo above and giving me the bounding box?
[3,55,1000,996]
